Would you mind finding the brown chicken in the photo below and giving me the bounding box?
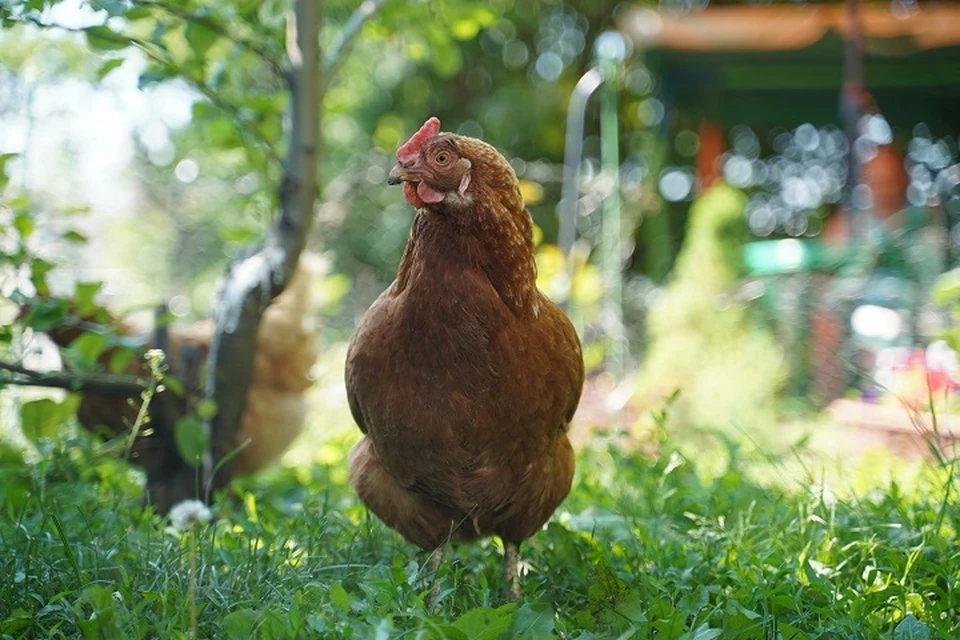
[32,261,317,493]
[345,117,584,600]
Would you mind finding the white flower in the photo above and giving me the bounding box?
[169,500,213,531]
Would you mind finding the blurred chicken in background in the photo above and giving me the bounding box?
[21,259,318,502]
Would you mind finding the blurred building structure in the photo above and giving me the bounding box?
[618,2,960,439]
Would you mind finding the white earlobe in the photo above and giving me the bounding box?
[458,172,471,197]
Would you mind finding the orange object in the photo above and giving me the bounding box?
[619,3,960,53]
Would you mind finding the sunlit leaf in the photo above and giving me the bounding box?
[680,624,723,640]
[318,272,352,311]
[85,26,130,52]
[0,152,16,181]
[174,415,208,467]
[70,332,109,367]
[20,399,69,443]
[63,230,88,244]
[12,212,33,240]
[0,608,32,634]
[185,20,218,60]
[329,583,352,612]
[124,6,153,21]
[74,281,103,317]
[196,398,217,420]
[29,258,54,296]
[108,346,137,375]
[450,18,480,41]
[95,58,124,80]
[204,117,244,149]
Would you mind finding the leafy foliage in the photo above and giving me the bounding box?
[638,183,787,434]
[2,2,957,635]
[1,423,958,638]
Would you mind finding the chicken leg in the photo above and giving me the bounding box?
[504,541,522,601]
[426,543,446,611]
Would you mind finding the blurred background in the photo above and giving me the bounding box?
[3,0,960,459]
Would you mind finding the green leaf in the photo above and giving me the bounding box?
[306,614,327,633]
[90,0,127,16]
[96,58,124,80]
[234,0,260,18]
[202,117,243,149]
[162,374,184,397]
[0,608,33,634]
[223,609,259,640]
[680,623,722,640]
[30,258,54,296]
[74,281,103,317]
[174,415,208,467]
[452,604,517,640]
[138,65,177,89]
[450,18,480,41]
[185,20,218,59]
[20,398,69,443]
[108,346,136,375]
[196,398,218,420]
[23,299,66,332]
[124,6,152,21]
[0,152,16,179]
[329,583,352,612]
[70,332,109,367]
[504,603,554,640]
[85,25,130,52]
[63,230,89,244]
[777,623,807,640]
[13,212,33,240]
[893,616,930,640]
[81,584,115,610]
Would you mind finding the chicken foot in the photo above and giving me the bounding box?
[503,541,522,601]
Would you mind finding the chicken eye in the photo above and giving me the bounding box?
[434,151,451,166]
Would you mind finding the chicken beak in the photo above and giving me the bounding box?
[388,163,418,185]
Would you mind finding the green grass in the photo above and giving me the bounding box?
[1,423,958,639]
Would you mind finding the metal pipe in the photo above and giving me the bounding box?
[599,36,625,378]
[558,68,603,263]
[841,0,864,245]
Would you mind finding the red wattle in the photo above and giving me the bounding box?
[417,182,445,204]
[403,182,424,208]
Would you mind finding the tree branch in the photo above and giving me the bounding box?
[203,0,321,492]
[320,0,389,96]
[0,360,145,396]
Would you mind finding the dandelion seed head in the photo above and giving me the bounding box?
[169,499,212,531]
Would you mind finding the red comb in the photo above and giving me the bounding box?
[397,117,441,164]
